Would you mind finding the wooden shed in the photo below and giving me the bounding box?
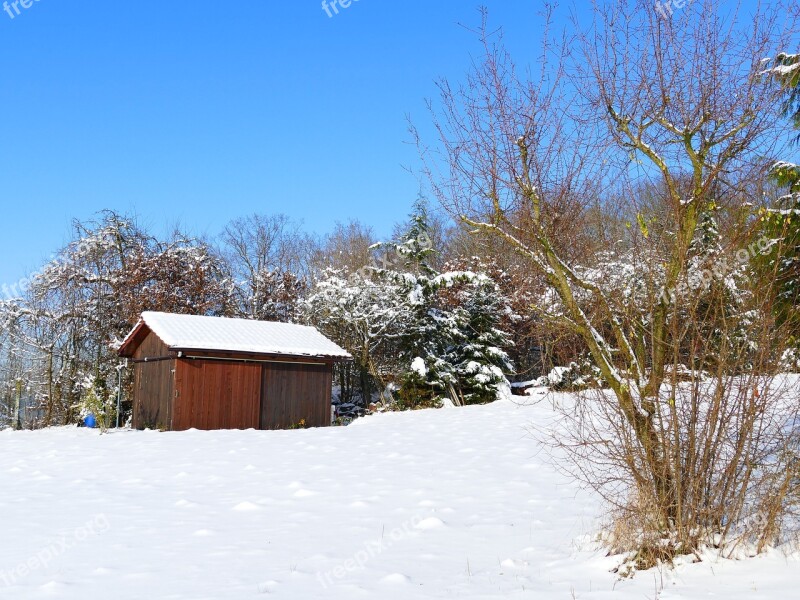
[118,312,351,431]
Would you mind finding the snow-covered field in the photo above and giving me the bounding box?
[1,393,797,599]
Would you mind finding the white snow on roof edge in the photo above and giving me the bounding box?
[122,312,351,359]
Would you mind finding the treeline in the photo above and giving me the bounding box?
[2,170,797,430]
[0,201,559,428]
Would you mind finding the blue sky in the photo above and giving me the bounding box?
[0,0,549,287]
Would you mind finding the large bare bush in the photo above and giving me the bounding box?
[416,1,800,566]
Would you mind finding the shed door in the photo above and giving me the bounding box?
[173,359,262,431]
[260,363,331,430]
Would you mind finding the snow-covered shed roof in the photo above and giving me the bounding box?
[119,312,351,360]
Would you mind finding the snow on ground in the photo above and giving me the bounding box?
[0,393,798,599]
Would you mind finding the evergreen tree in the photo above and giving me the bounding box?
[387,207,514,406]
[685,203,754,368]
[763,54,800,343]
[438,277,514,404]
[759,164,800,341]
[770,53,800,143]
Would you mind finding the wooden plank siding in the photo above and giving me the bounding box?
[261,363,332,430]
[173,359,262,431]
[131,332,175,430]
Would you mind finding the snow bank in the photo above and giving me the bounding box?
[0,398,797,599]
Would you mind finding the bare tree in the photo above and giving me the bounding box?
[1,212,234,427]
[311,220,375,275]
[222,213,315,320]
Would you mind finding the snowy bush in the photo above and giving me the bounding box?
[535,360,605,391]
[75,377,116,433]
[780,347,800,372]
[303,268,412,407]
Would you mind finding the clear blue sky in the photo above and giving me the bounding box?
[0,0,548,287]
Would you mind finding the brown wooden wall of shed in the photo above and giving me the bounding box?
[260,363,332,430]
[132,339,335,431]
[172,359,262,431]
[132,332,174,430]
